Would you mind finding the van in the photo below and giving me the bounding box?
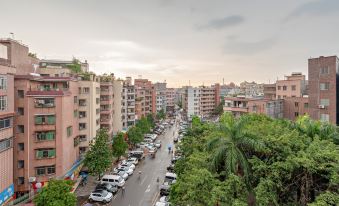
[101,175,125,187]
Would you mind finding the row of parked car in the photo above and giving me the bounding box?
[88,156,140,203]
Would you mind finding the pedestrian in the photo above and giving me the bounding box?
[122,186,125,196]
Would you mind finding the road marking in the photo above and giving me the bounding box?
[151,191,160,206]
[140,175,148,185]
[145,184,151,193]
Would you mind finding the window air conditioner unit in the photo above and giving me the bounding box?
[318,105,325,109]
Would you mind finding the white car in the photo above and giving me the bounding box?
[155,202,169,206]
[114,170,128,180]
[118,166,134,176]
[159,196,169,203]
[155,140,161,148]
[120,161,136,170]
[89,190,113,203]
[127,157,139,165]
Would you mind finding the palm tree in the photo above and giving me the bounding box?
[207,113,264,182]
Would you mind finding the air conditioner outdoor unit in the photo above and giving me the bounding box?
[318,105,325,109]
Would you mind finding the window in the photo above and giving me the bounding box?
[74,96,78,104]
[278,95,281,99]
[18,90,24,98]
[36,131,55,141]
[0,137,13,152]
[79,123,86,130]
[283,86,287,91]
[96,98,100,104]
[79,135,87,142]
[35,115,55,125]
[283,95,287,98]
[47,166,55,174]
[36,167,45,176]
[0,118,11,130]
[79,111,86,118]
[17,107,24,115]
[17,125,24,133]
[18,177,24,185]
[320,83,330,90]
[320,99,330,106]
[34,98,55,108]
[0,96,7,111]
[320,114,330,122]
[36,149,56,159]
[18,160,24,169]
[0,76,7,90]
[79,99,86,106]
[96,87,100,94]
[295,102,299,107]
[277,86,281,90]
[83,87,90,93]
[96,108,100,114]
[291,85,296,91]
[304,103,309,108]
[18,143,24,151]
[74,110,78,118]
[320,67,329,74]
[294,112,299,117]
[67,126,73,137]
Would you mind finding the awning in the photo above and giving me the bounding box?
[63,158,84,178]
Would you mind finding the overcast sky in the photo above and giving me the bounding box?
[1,0,339,87]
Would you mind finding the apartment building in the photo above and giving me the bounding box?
[183,86,201,120]
[122,77,135,130]
[308,56,339,124]
[154,82,167,113]
[224,97,283,118]
[0,45,16,204]
[200,84,220,117]
[283,96,309,121]
[134,79,156,119]
[113,79,123,135]
[0,38,38,75]
[166,88,175,114]
[263,83,276,100]
[13,75,80,194]
[239,81,264,97]
[99,76,114,138]
[78,75,101,156]
[276,72,307,100]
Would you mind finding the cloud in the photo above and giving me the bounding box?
[197,15,245,30]
[224,37,278,55]
[284,0,339,22]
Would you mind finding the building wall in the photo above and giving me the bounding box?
[308,56,338,124]
[0,65,15,203]
[276,73,306,100]
[283,97,309,121]
[14,77,79,193]
[113,80,123,135]
[263,83,276,100]
[100,81,114,137]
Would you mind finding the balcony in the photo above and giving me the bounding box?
[34,98,55,108]
[223,106,248,113]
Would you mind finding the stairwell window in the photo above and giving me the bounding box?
[320,67,329,74]
[67,126,73,137]
[0,76,7,90]
[0,96,7,111]
[320,83,330,90]
[36,148,56,159]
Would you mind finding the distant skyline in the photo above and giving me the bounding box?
[1,0,339,87]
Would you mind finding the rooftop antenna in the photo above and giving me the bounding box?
[10,32,14,39]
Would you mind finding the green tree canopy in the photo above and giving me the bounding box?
[84,129,112,179]
[112,132,128,159]
[33,179,76,206]
[135,116,151,134]
[127,126,143,145]
[156,109,166,120]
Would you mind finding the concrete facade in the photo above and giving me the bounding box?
[134,79,156,119]
[263,83,276,100]
[276,73,306,100]
[78,75,101,156]
[166,88,175,113]
[308,56,339,124]
[122,77,135,130]
[13,75,80,194]
[224,97,283,119]
[0,61,15,204]
[99,76,114,138]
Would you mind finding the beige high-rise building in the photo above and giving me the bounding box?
[122,77,135,130]
[113,79,123,135]
[100,75,114,138]
[78,75,101,156]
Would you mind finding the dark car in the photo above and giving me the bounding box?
[95,183,118,194]
[167,164,174,172]
[160,183,171,196]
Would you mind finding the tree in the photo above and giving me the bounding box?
[212,98,225,116]
[156,109,166,120]
[127,126,143,146]
[136,117,151,134]
[84,129,112,179]
[33,179,76,206]
[146,113,155,127]
[207,113,263,182]
[112,132,128,159]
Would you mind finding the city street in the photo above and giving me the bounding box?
[77,123,177,206]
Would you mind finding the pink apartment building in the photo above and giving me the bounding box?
[0,56,16,204]
[276,72,306,99]
[13,75,80,195]
[134,79,156,119]
[100,77,114,138]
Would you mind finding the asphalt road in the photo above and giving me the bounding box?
[108,124,176,206]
